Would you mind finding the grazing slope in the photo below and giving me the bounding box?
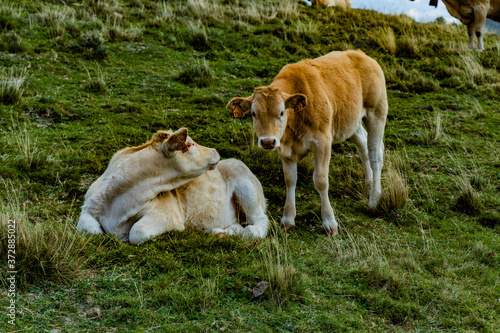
[0,0,499,331]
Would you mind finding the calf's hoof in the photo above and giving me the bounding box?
[242,225,266,239]
[324,226,339,236]
[281,224,295,231]
[368,193,381,210]
[280,217,296,231]
[322,218,338,236]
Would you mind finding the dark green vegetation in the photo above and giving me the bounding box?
[1,0,499,331]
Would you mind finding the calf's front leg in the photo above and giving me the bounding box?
[129,212,185,245]
[313,142,338,236]
[77,212,104,235]
[129,196,184,245]
[280,157,297,230]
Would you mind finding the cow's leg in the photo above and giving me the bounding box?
[212,224,244,236]
[365,114,386,210]
[467,23,476,50]
[77,212,104,234]
[350,123,373,198]
[313,141,338,235]
[129,211,184,245]
[473,6,488,51]
[280,157,297,230]
[234,177,269,238]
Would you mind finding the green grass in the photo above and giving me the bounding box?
[0,0,499,331]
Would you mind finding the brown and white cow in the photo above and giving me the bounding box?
[311,0,352,9]
[411,0,500,50]
[227,50,388,235]
[77,128,269,244]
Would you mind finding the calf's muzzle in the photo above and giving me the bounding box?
[259,137,276,150]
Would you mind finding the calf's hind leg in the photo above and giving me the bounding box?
[365,111,387,210]
[350,124,373,199]
[213,176,269,239]
[233,176,269,239]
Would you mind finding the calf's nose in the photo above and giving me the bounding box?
[260,138,276,150]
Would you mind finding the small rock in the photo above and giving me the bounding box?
[252,281,269,297]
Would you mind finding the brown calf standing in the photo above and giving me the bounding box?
[227,50,388,235]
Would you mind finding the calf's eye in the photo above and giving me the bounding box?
[251,111,256,117]
[279,111,284,117]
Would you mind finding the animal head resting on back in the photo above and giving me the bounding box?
[106,128,220,198]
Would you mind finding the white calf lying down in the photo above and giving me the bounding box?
[77,128,269,244]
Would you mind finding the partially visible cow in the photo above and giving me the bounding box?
[311,0,352,9]
[410,0,500,50]
[227,50,388,236]
[77,128,269,244]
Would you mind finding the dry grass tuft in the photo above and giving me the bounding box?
[0,179,94,285]
[324,228,384,265]
[451,53,484,87]
[398,33,418,56]
[0,31,28,53]
[186,0,225,21]
[274,0,299,21]
[107,25,142,42]
[92,0,124,20]
[259,224,311,305]
[381,62,439,93]
[85,65,107,94]
[12,122,41,167]
[0,3,23,30]
[148,1,174,26]
[196,273,219,310]
[236,1,298,24]
[37,4,75,29]
[291,19,319,38]
[185,20,209,49]
[377,152,409,213]
[455,177,482,216]
[176,58,214,87]
[0,66,28,105]
[421,112,444,145]
[461,95,486,118]
[373,26,396,55]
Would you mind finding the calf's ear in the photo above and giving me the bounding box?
[152,130,170,143]
[284,93,307,112]
[227,97,252,118]
[165,128,190,153]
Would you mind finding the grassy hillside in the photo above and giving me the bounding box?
[1,0,499,331]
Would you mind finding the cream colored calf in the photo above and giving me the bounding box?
[77,128,269,244]
[311,0,352,9]
[228,50,388,236]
